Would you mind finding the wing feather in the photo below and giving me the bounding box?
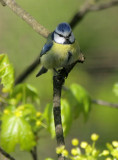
[40,42,53,57]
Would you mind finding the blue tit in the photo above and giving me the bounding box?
[36,22,81,77]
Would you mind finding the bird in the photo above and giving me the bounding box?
[36,22,81,77]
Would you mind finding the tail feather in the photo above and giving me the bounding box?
[36,67,48,77]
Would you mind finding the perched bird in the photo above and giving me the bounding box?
[36,22,81,77]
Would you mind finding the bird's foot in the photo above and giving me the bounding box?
[53,67,68,80]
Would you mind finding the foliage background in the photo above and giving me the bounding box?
[0,0,118,159]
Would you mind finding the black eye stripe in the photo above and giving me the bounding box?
[54,31,72,38]
[54,31,63,37]
[68,32,72,38]
[58,34,63,37]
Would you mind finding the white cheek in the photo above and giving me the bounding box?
[69,33,75,43]
[54,33,65,44]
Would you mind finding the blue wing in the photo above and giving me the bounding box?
[40,42,53,57]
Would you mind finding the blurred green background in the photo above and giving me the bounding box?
[0,0,118,159]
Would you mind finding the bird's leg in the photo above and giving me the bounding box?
[53,68,64,82]
[53,67,68,81]
[57,67,68,79]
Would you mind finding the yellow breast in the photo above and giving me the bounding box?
[41,41,80,69]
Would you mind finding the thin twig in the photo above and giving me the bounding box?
[1,0,50,38]
[88,0,118,11]
[0,0,6,6]
[30,146,37,160]
[70,0,118,28]
[92,99,118,108]
[62,86,118,109]
[0,147,16,160]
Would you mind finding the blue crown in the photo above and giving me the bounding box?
[56,23,71,33]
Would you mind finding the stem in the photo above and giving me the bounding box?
[52,54,84,160]
[22,85,26,104]
[70,0,118,29]
[0,147,16,160]
[92,99,118,108]
[0,0,6,6]
[30,146,37,160]
[53,75,65,160]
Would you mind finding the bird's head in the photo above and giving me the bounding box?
[53,22,75,44]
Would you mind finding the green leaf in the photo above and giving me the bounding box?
[0,54,14,92]
[21,104,36,118]
[45,158,54,160]
[66,83,91,119]
[18,104,37,132]
[43,103,55,138]
[113,83,118,97]
[61,99,72,136]
[43,99,72,138]
[0,114,36,153]
[3,104,38,133]
[10,83,40,105]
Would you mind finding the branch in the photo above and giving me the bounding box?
[70,0,118,28]
[30,146,37,160]
[14,0,118,84]
[0,0,6,6]
[15,57,39,85]
[0,147,16,160]
[62,86,118,109]
[53,75,65,160]
[92,99,118,108]
[0,0,50,38]
[53,55,84,160]
[0,0,51,84]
